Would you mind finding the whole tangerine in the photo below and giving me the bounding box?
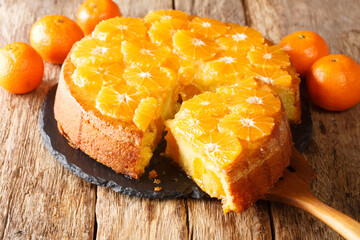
[279,31,329,76]
[77,0,122,35]
[0,42,44,94]
[306,54,360,111]
[30,15,84,64]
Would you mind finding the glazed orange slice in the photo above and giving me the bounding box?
[216,25,264,51]
[246,66,293,88]
[92,17,147,42]
[173,30,218,61]
[71,37,123,67]
[123,65,176,93]
[95,85,149,121]
[189,17,228,39]
[226,85,282,116]
[144,10,188,25]
[148,18,188,48]
[197,51,251,87]
[121,40,170,67]
[218,112,275,141]
[72,62,124,90]
[133,97,158,131]
[180,91,227,117]
[248,44,290,68]
[171,114,220,139]
[197,130,242,166]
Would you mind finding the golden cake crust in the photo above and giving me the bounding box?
[54,57,162,179]
[224,113,291,212]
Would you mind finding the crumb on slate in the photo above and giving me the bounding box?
[154,179,161,184]
[154,187,162,191]
[148,170,157,179]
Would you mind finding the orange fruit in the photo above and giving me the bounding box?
[0,42,44,94]
[76,0,121,35]
[279,31,329,76]
[30,15,84,64]
[306,54,360,111]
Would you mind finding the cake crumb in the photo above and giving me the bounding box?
[154,179,161,184]
[148,170,157,179]
[154,187,162,191]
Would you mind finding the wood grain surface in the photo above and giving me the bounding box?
[0,0,359,239]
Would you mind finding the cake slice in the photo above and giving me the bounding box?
[165,79,292,213]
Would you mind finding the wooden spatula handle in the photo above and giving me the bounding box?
[290,190,360,240]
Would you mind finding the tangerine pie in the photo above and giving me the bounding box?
[54,10,298,212]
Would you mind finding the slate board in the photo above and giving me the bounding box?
[39,84,312,199]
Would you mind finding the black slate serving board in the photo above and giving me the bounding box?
[39,84,312,199]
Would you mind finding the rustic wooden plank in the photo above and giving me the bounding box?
[0,0,96,239]
[96,189,188,240]
[174,1,273,239]
[93,1,188,240]
[246,0,360,238]
[187,199,272,239]
[175,0,246,25]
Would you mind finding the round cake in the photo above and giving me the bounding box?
[54,10,297,212]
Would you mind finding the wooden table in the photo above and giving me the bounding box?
[0,0,359,239]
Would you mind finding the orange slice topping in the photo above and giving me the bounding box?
[227,86,282,116]
[144,10,188,25]
[247,44,290,68]
[133,97,158,131]
[197,51,251,87]
[95,85,149,121]
[148,18,188,48]
[218,113,275,141]
[72,62,124,89]
[121,40,170,67]
[92,17,147,42]
[189,17,228,39]
[172,114,220,139]
[180,91,227,117]
[247,66,293,88]
[217,77,258,94]
[71,37,122,67]
[123,65,176,93]
[173,30,218,61]
[216,25,264,51]
[197,130,242,166]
